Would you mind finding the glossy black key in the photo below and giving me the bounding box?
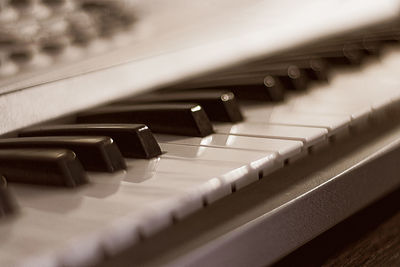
[0,176,18,218]
[220,65,310,91]
[241,59,330,83]
[266,43,366,68]
[303,44,367,66]
[0,136,126,172]
[361,40,382,56]
[215,79,285,102]
[206,65,309,91]
[19,124,162,159]
[276,65,309,91]
[0,149,88,187]
[232,75,285,101]
[119,91,243,122]
[290,59,330,82]
[76,104,214,137]
[168,75,284,102]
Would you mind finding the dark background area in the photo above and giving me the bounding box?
[274,187,400,267]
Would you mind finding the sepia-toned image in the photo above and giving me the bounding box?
[0,1,399,266]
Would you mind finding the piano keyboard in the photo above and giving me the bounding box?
[1,1,400,267]
[0,40,400,266]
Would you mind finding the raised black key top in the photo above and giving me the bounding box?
[224,75,285,101]
[276,65,309,91]
[0,176,18,218]
[20,124,162,158]
[0,136,126,172]
[196,65,309,91]
[118,91,243,122]
[361,40,382,56]
[76,104,214,137]
[289,59,330,82]
[248,58,330,83]
[308,44,366,66]
[168,75,284,102]
[0,149,88,187]
[208,78,285,102]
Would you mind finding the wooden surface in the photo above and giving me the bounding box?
[274,187,400,267]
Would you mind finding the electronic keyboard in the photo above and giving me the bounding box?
[1,1,400,267]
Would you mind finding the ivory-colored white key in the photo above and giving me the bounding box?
[243,105,350,136]
[155,133,302,161]
[308,86,396,120]
[8,182,178,266]
[112,138,275,202]
[127,155,257,199]
[284,94,372,126]
[160,143,276,169]
[321,54,400,103]
[12,168,213,237]
[303,63,400,120]
[9,172,201,264]
[3,143,278,266]
[348,62,400,105]
[214,122,328,148]
[159,143,277,187]
[127,158,234,202]
[108,159,230,212]
[310,89,393,113]
[310,78,395,104]
[0,207,106,267]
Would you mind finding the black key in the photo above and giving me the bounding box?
[0,149,88,187]
[214,81,285,102]
[308,44,366,66]
[223,65,311,91]
[118,91,243,123]
[173,75,284,102]
[238,59,330,83]
[203,65,309,91]
[361,40,383,56]
[277,65,309,91]
[20,124,162,159]
[76,104,214,137]
[168,75,284,102]
[267,44,365,67]
[341,43,369,64]
[0,136,126,172]
[230,75,285,101]
[0,176,18,218]
[291,59,330,82]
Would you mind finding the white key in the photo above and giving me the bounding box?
[214,122,328,148]
[285,94,372,126]
[309,88,393,112]
[159,143,277,186]
[9,181,177,266]
[9,171,203,263]
[155,133,302,161]
[4,143,278,265]
[126,157,234,201]
[243,104,350,136]
[0,207,105,267]
[321,56,400,110]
